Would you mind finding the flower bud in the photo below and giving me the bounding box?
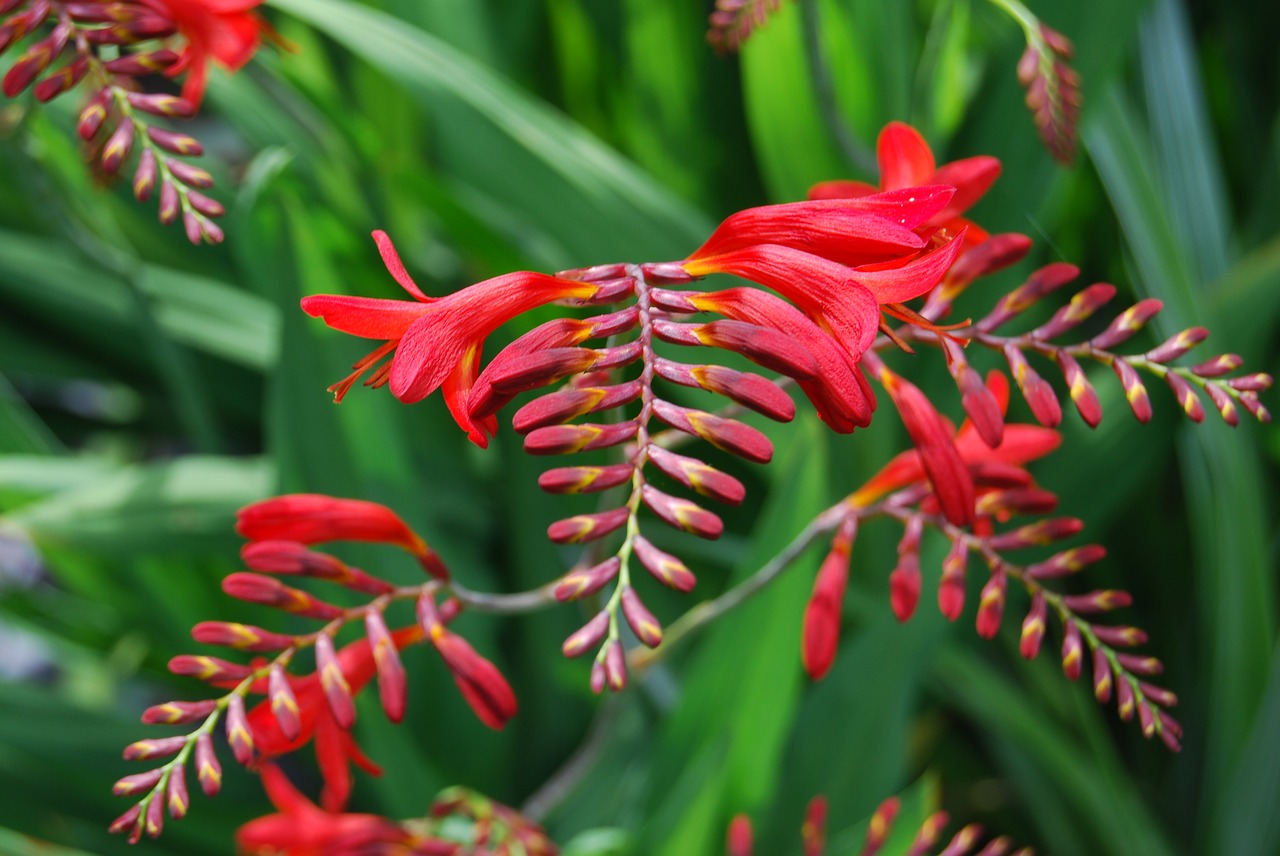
[647,446,745,506]
[642,485,723,539]
[632,535,697,593]
[620,587,663,648]
[538,463,634,495]
[554,557,621,602]
[547,507,630,544]
[562,611,610,658]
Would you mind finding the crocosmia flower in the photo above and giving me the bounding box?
[137,0,267,107]
[302,231,598,447]
[852,368,1061,524]
[235,763,457,856]
[809,121,1000,247]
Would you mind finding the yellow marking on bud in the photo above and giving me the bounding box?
[168,789,188,815]
[321,662,351,694]
[229,722,253,750]
[271,692,301,717]
[979,587,1004,612]
[1118,693,1136,719]
[1126,385,1147,406]
[429,624,444,643]
[199,762,221,788]
[638,620,663,644]
[1063,645,1082,673]
[1069,375,1089,399]
[1095,670,1113,700]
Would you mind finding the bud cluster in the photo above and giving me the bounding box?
[896,248,1273,431]
[705,0,786,53]
[0,0,239,243]
[110,494,518,842]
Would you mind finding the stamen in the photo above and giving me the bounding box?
[328,341,396,402]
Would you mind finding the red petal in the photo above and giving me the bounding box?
[688,200,927,265]
[685,245,882,359]
[690,287,875,429]
[802,551,848,680]
[301,294,427,340]
[850,232,965,305]
[877,121,936,189]
[371,230,432,300]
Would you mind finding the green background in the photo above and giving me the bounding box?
[0,0,1276,853]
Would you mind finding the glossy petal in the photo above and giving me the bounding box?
[136,0,264,106]
[877,121,937,188]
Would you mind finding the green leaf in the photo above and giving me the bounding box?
[638,415,831,855]
[266,0,710,262]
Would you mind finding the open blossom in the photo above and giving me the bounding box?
[236,763,457,856]
[136,0,267,107]
[808,121,1001,248]
[302,231,598,447]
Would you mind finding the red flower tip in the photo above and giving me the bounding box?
[802,795,827,856]
[431,631,518,729]
[237,493,433,562]
[727,814,753,856]
[802,520,855,680]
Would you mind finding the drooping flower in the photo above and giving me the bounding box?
[851,368,1061,524]
[809,121,1001,248]
[235,763,457,856]
[302,231,598,447]
[136,0,267,107]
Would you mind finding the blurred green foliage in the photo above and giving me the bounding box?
[0,0,1275,853]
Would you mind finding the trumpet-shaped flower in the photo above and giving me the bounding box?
[137,0,266,107]
[301,231,598,447]
[809,121,1000,247]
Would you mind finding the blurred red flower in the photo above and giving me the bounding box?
[137,0,267,107]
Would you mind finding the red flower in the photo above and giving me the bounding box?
[681,238,963,363]
[809,121,1000,248]
[852,368,1061,524]
[137,0,266,107]
[301,231,598,447]
[235,763,457,856]
[245,626,425,812]
[237,493,448,579]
